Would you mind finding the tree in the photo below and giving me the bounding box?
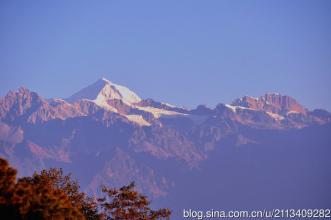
[19,168,100,220]
[0,158,20,219]
[0,158,86,220]
[0,158,171,220]
[98,182,171,220]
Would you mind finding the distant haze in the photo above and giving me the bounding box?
[1,0,330,110]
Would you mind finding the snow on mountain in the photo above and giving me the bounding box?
[2,80,330,129]
[66,78,186,126]
[124,114,151,126]
[225,104,238,112]
[266,111,285,121]
[225,104,257,112]
[67,78,142,108]
[1,83,331,214]
[134,106,186,118]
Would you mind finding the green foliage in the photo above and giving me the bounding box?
[0,158,171,220]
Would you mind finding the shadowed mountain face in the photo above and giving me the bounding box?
[1,78,330,218]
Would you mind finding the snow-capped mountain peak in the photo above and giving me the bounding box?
[65,78,188,126]
[67,78,142,108]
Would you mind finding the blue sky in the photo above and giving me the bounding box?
[1,0,330,110]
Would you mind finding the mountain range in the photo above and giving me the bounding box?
[1,78,330,218]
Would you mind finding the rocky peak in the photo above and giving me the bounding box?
[0,87,85,124]
[0,87,45,119]
[232,93,307,115]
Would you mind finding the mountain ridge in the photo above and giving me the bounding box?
[1,78,329,128]
[1,78,330,208]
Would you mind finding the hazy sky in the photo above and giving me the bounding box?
[1,0,330,110]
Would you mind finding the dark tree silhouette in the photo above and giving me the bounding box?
[0,158,86,219]
[98,182,171,220]
[20,168,100,220]
[0,158,171,220]
[0,158,20,219]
